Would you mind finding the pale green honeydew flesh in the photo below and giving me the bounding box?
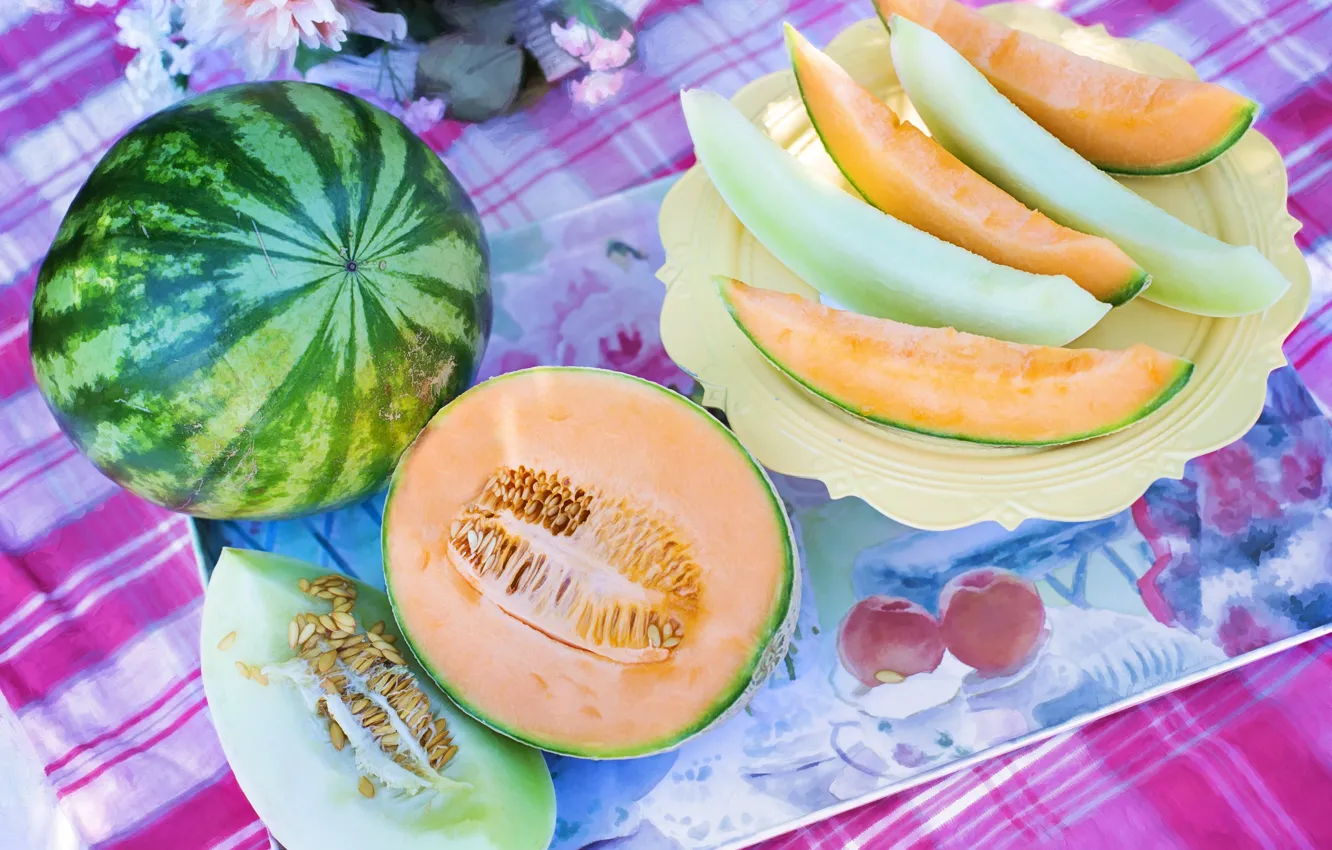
[680,88,1110,346]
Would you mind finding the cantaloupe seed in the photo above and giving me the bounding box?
[446,465,699,666]
[270,574,459,785]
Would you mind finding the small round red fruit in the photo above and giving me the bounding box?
[938,567,1046,676]
[836,595,946,687]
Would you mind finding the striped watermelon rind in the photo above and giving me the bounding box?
[30,81,491,519]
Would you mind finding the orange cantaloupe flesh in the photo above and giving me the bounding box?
[383,368,795,758]
[720,279,1193,446]
[786,25,1147,305]
[874,0,1257,174]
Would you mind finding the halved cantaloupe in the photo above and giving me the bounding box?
[680,88,1110,346]
[382,367,798,758]
[200,549,556,850]
[785,24,1147,306]
[874,0,1257,175]
[719,278,1193,446]
[888,16,1290,318]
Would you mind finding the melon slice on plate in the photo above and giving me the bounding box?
[719,278,1193,446]
[382,367,799,758]
[680,88,1109,346]
[887,16,1290,318]
[785,24,1147,306]
[874,0,1256,175]
[200,549,556,850]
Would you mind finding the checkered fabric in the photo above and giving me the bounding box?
[1,0,1330,848]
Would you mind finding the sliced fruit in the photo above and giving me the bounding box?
[888,16,1290,318]
[719,278,1193,446]
[200,548,555,850]
[680,88,1109,347]
[785,24,1147,306]
[382,366,798,758]
[874,0,1257,175]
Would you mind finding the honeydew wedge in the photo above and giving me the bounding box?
[875,0,1257,175]
[887,15,1290,318]
[680,88,1109,346]
[784,23,1148,306]
[719,278,1193,446]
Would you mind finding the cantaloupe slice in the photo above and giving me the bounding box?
[888,16,1290,318]
[680,88,1110,346]
[785,24,1147,306]
[382,367,798,758]
[719,278,1193,446]
[874,0,1256,175]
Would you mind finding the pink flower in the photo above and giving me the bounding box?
[549,17,597,60]
[182,0,405,79]
[550,17,635,71]
[400,97,447,134]
[586,29,633,72]
[570,70,625,109]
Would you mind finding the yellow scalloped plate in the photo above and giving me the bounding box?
[656,4,1311,531]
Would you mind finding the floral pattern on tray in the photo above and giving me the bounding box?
[193,177,1332,850]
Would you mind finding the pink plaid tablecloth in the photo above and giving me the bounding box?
[2,0,1331,848]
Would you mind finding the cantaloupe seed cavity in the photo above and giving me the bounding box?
[250,574,466,799]
[447,465,699,665]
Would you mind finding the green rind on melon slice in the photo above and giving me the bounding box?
[200,548,555,850]
[680,89,1109,347]
[383,367,799,759]
[784,24,1149,308]
[719,278,1194,447]
[1103,102,1256,176]
[887,16,1289,318]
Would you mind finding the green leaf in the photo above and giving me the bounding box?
[416,34,524,122]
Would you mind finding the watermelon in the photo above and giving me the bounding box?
[29,81,491,519]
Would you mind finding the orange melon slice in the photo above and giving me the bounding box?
[719,278,1193,446]
[786,24,1147,305]
[382,367,798,758]
[873,0,1257,175]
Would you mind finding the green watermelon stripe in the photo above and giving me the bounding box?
[244,86,357,261]
[341,92,387,266]
[30,81,489,519]
[187,273,358,511]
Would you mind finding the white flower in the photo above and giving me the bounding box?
[181,0,405,80]
[116,0,195,106]
[400,96,446,134]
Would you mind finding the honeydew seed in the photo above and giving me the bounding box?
[248,664,269,686]
[287,621,299,648]
[332,612,356,631]
[217,631,237,651]
[383,649,406,666]
[318,615,337,632]
[358,776,375,798]
[370,621,386,636]
[317,650,337,673]
[329,720,347,751]
[299,578,311,593]
[297,622,317,645]
[235,661,251,679]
